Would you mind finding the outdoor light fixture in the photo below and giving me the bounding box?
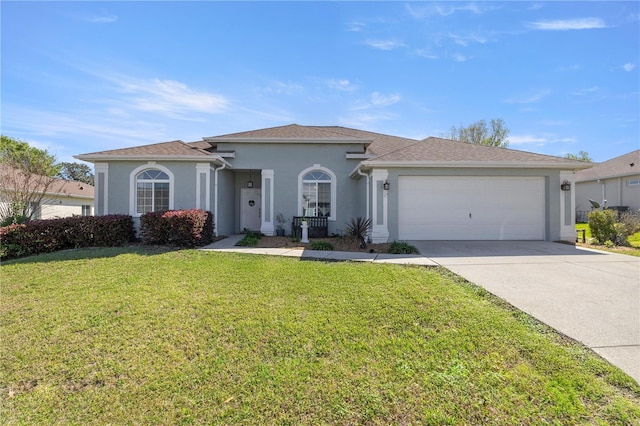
[247,170,254,188]
[560,180,571,191]
[383,180,390,190]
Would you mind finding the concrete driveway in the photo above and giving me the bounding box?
[410,241,640,383]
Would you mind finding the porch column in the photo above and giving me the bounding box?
[261,169,275,236]
[95,163,109,215]
[371,169,389,243]
[559,171,576,242]
[195,163,210,211]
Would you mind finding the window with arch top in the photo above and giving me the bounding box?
[135,168,170,214]
[299,165,336,220]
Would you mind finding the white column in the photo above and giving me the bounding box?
[94,163,109,215]
[260,169,275,236]
[195,163,210,211]
[559,171,576,242]
[371,169,389,243]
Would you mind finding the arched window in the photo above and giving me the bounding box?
[135,168,170,214]
[298,166,336,219]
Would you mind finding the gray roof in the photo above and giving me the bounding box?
[575,150,640,182]
[76,124,590,169]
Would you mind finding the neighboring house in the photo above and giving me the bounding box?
[0,165,95,220]
[575,149,640,221]
[76,124,590,242]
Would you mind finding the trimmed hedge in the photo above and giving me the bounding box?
[140,209,214,247]
[0,215,136,259]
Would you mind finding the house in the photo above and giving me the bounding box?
[575,149,640,221]
[0,164,94,220]
[75,124,590,242]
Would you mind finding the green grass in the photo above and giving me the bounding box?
[2,247,639,424]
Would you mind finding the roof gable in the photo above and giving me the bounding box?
[575,150,640,182]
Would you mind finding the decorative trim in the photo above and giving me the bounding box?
[261,169,275,236]
[95,163,109,215]
[371,169,389,243]
[196,163,210,211]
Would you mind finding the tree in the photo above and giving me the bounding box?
[58,162,94,185]
[446,118,510,148]
[564,150,592,162]
[0,136,60,224]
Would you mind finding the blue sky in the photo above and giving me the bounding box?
[2,1,638,163]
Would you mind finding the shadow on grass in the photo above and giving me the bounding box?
[0,244,182,266]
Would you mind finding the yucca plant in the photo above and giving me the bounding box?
[346,217,372,248]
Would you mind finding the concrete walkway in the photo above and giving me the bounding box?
[201,237,639,383]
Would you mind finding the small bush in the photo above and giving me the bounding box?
[346,217,372,248]
[388,241,419,254]
[309,240,333,251]
[0,215,136,259]
[614,212,640,246]
[236,230,261,247]
[588,210,617,245]
[140,209,214,247]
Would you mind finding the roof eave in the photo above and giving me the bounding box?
[204,137,373,145]
[74,154,231,167]
[360,160,593,170]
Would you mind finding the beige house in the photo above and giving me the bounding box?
[0,165,94,221]
[575,149,640,221]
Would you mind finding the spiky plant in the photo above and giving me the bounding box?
[346,217,372,248]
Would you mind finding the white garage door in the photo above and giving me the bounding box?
[398,176,545,240]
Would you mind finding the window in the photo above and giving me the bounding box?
[82,205,92,216]
[135,169,170,214]
[298,166,336,219]
[28,202,40,220]
[627,179,639,186]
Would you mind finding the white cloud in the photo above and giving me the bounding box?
[623,63,636,72]
[347,21,366,32]
[448,32,487,46]
[261,80,304,95]
[117,78,229,116]
[370,92,400,107]
[510,134,577,146]
[451,53,467,62]
[527,18,606,31]
[85,9,118,24]
[505,89,551,104]
[327,79,357,92]
[364,39,406,50]
[406,2,495,18]
[572,86,599,96]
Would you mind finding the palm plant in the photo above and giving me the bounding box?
[346,217,372,249]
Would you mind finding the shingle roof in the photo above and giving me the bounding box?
[207,124,368,141]
[0,165,94,198]
[79,140,215,157]
[575,150,640,182]
[365,136,587,165]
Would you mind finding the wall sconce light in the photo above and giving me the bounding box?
[383,180,390,190]
[560,180,571,191]
[247,170,254,188]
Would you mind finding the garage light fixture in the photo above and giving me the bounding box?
[383,180,390,190]
[247,170,254,188]
[560,180,571,191]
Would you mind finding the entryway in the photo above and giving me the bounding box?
[240,188,261,231]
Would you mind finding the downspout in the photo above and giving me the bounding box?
[357,167,371,240]
[211,163,227,237]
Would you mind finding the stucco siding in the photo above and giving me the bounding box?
[577,175,640,212]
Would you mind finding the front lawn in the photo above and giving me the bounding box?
[2,247,639,424]
[576,223,640,256]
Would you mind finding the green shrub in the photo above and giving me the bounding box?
[309,240,333,251]
[0,215,136,259]
[236,230,261,247]
[388,241,419,254]
[588,210,617,244]
[140,209,214,247]
[614,212,640,246]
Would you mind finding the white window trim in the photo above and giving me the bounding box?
[129,163,175,217]
[627,179,639,186]
[297,164,336,221]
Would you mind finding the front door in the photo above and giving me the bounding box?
[240,188,262,232]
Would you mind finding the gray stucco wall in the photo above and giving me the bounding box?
[576,175,640,212]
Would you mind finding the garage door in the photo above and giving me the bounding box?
[398,176,545,240]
